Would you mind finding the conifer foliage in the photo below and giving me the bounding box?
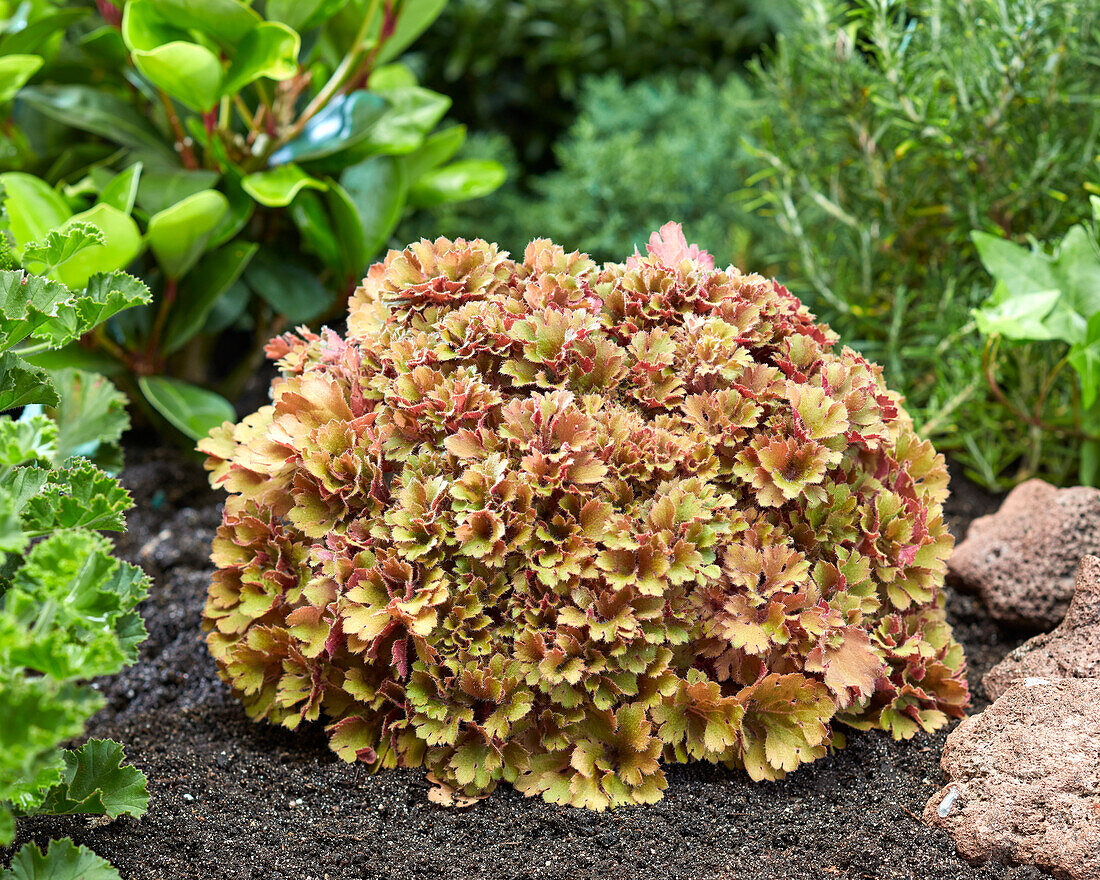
[200,223,966,809]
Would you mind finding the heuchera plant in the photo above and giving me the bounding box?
[200,223,966,809]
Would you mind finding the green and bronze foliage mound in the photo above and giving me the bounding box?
[199,223,966,809]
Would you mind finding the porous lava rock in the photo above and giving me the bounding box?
[984,555,1100,700]
[925,678,1100,880]
[948,479,1100,629]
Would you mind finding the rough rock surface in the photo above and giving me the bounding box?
[925,679,1100,879]
[984,555,1100,700]
[948,479,1100,629]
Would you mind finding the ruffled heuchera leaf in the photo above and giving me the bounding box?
[201,223,965,811]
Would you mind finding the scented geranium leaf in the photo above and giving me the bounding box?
[4,530,149,679]
[47,205,143,292]
[24,460,132,534]
[0,416,57,467]
[0,354,59,412]
[1,838,122,880]
[0,487,26,555]
[38,740,148,820]
[0,467,49,512]
[47,369,129,463]
[20,224,106,276]
[0,268,73,351]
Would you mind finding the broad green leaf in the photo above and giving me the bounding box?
[269,91,389,166]
[150,0,262,46]
[138,375,235,440]
[65,272,151,341]
[400,125,466,183]
[267,0,345,32]
[1070,312,1100,409]
[407,159,506,207]
[163,241,258,354]
[0,9,86,56]
[132,41,223,113]
[47,369,129,463]
[1044,225,1100,344]
[972,284,1060,341]
[245,250,335,323]
[147,189,229,279]
[37,740,148,820]
[1082,436,1100,487]
[375,0,448,64]
[367,63,418,91]
[0,173,71,253]
[201,278,250,334]
[355,86,450,156]
[1,838,122,880]
[222,21,301,95]
[79,25,130,67]
[51,205,142,290]
[242,164,327,207]
[207,178,254,248]
[121,0,189,52]
[98,164,143,215]
[0,55,42,104]
[0,354,59,412]
[290,191,342,269]
[341,155,407,259]
[17,86,175,160]
[972,231,1057,297]
[326,180,368,277]
[135,168,220,216]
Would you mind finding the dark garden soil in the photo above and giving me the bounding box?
[10,452,1049,880]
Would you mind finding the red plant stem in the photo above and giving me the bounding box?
[143,277,179,370]
[96,0,123,28]
[157,90,199,170]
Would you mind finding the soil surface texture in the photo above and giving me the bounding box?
[10,453,1046,880]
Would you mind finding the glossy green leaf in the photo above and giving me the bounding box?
[52,205,143,290]
[135,168,220,216]
[0,9,85,55]
[138,375,236,440]
[163,241,258,354]
[0,55,42,104]
[1,838,122,880]
[0,173,71,253]
[267,0,345,32]
[340,155,407,259]
[356,86,450,156]
[400,125,466,183]
[408,159,506,207]
[98,164,143,215]
[132,42,223,113]
[291,191,341,269]
[245,251,335,323]
[326,181,369,277]
[207,178,254,248]
[221,22,301,96]
[269,91,388,165]
[367,63,418,91]
[147,189,229,279]
[242,164,327,207]
[121,0,189,53]
[201,279,250,334]
[150,0,263,45]
[17,86,174,159]
[376,0,448,64]
[79,25,130,67]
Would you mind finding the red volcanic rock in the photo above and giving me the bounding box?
[925,678,1100,879]
[984,555,1100,700]
[948,479,1100,629]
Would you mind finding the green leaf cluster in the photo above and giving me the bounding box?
[1,0,506,441]
[0,256,149,871]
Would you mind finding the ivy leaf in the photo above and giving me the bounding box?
[0,838,122,880]
[37,740,148,820]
